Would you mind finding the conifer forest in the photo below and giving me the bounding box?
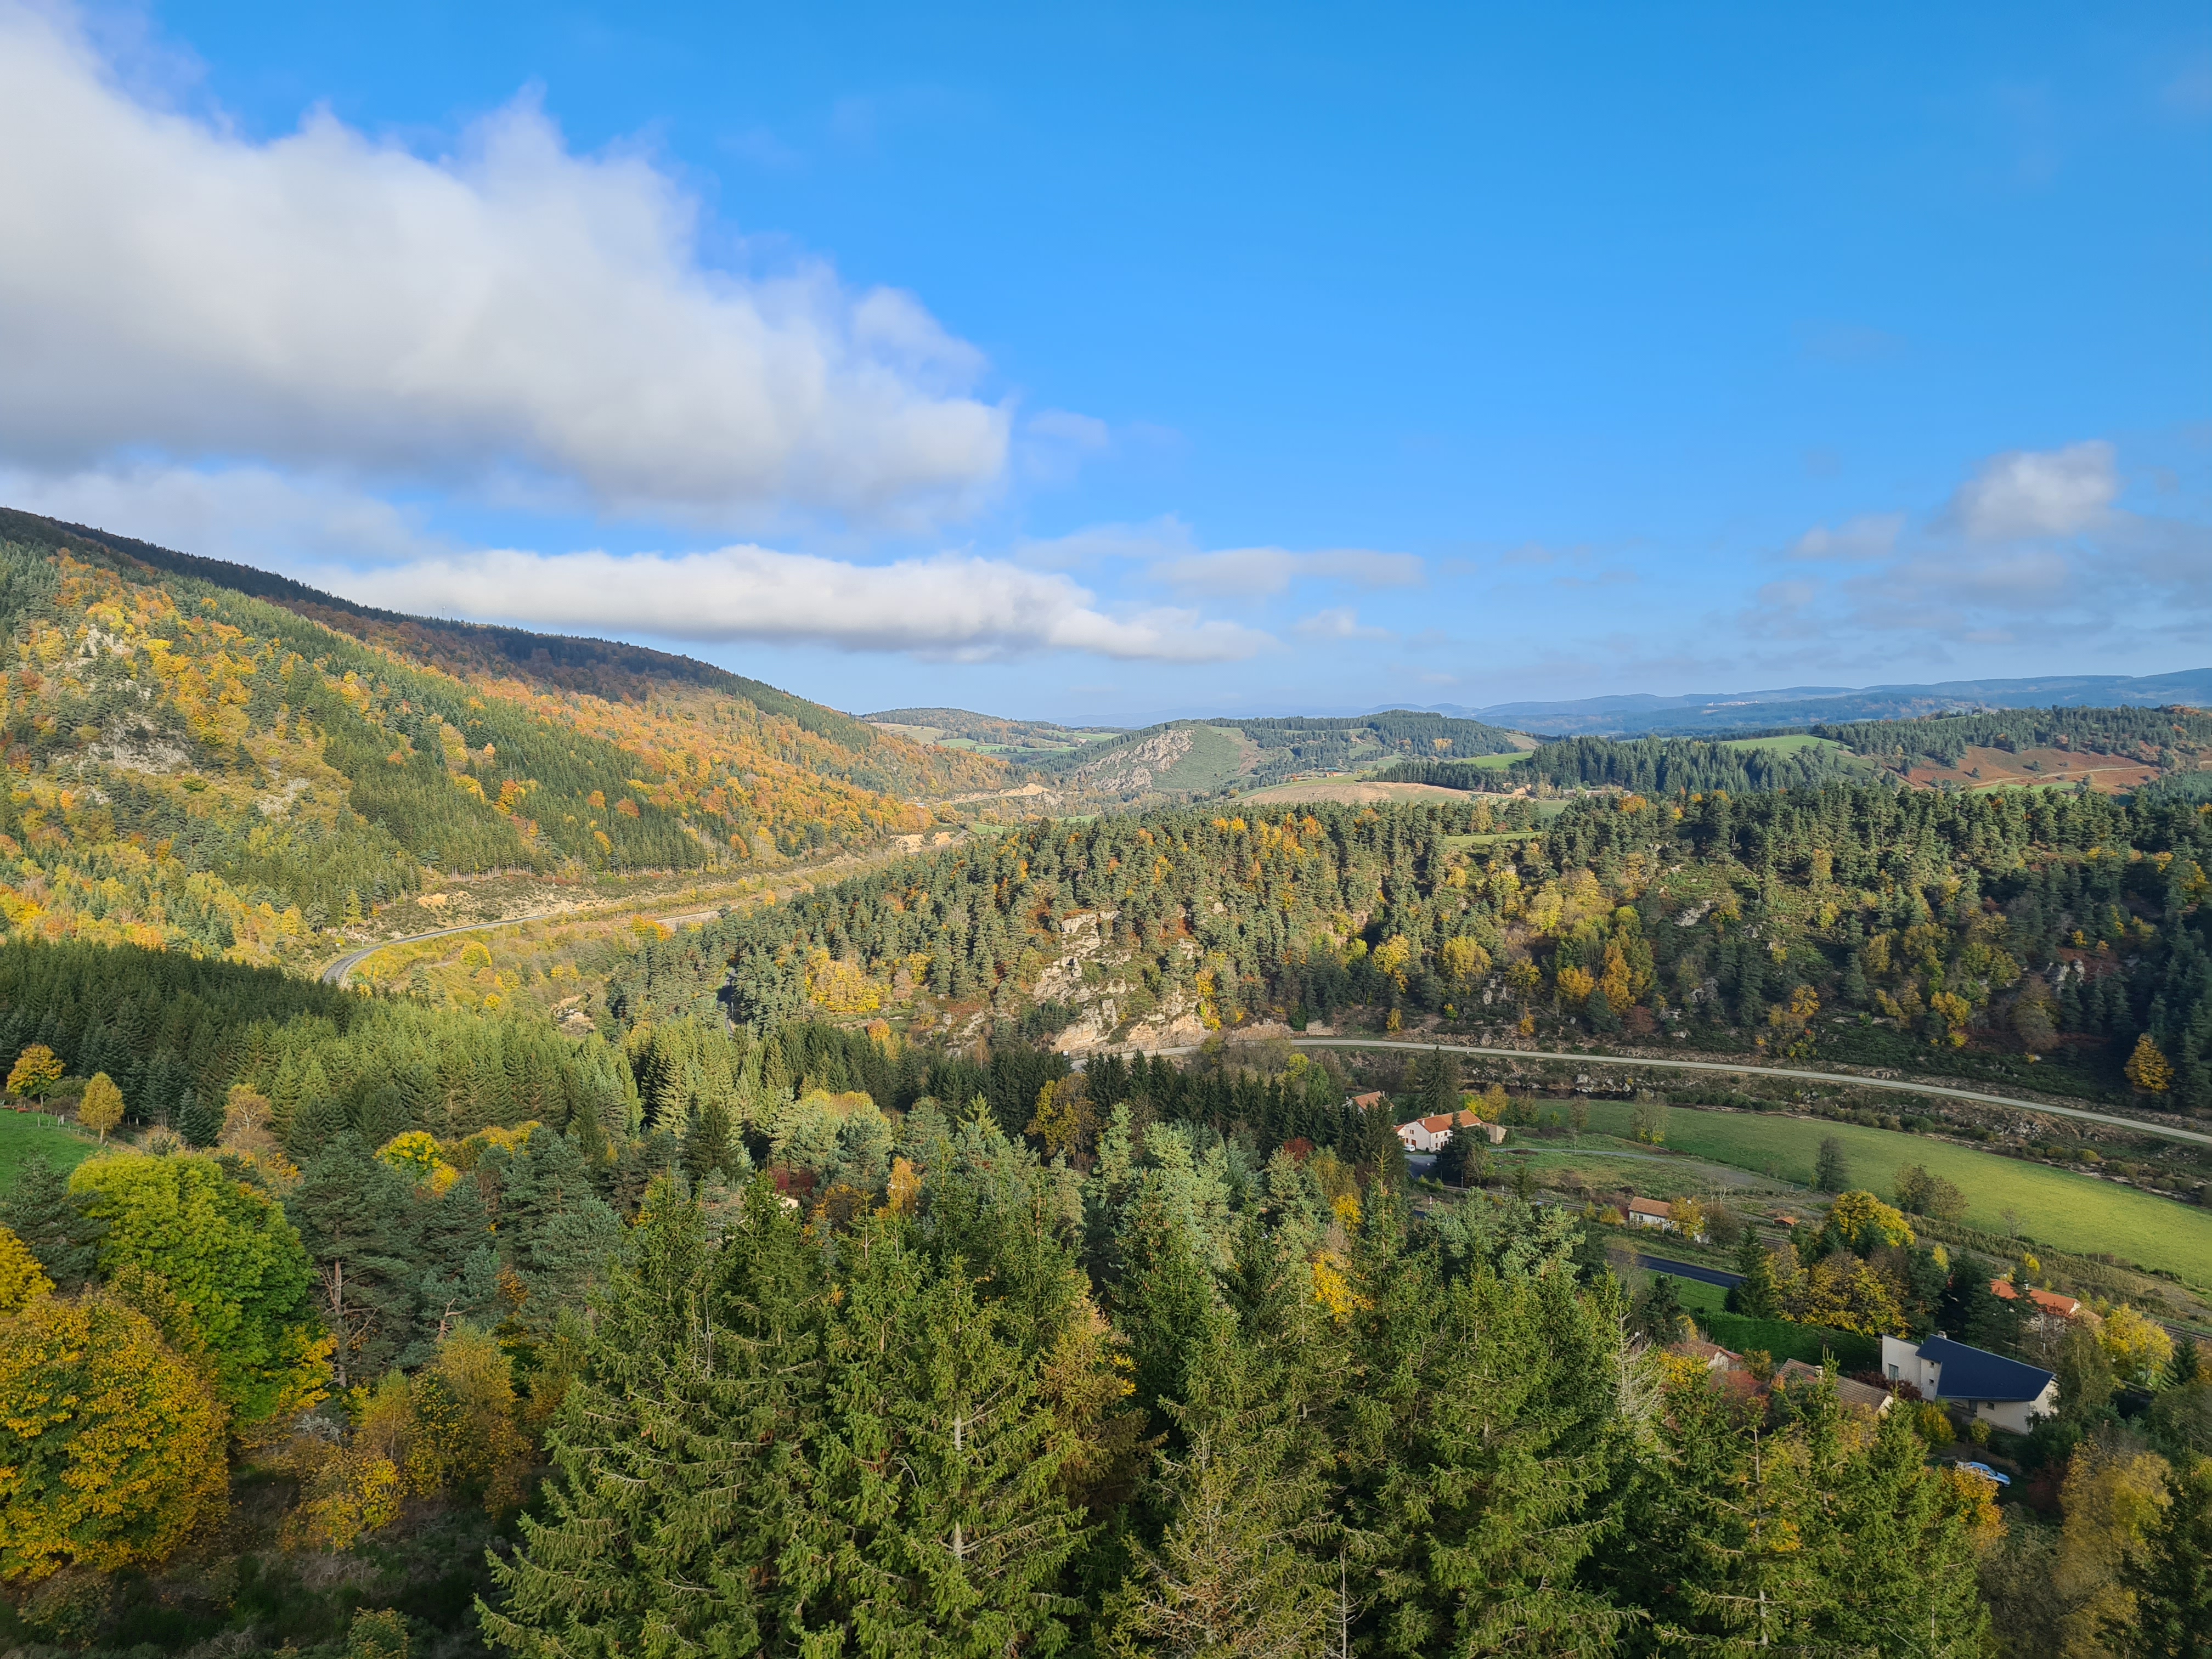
[0,524,2209,1658]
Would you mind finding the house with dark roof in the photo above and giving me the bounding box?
[1881,1333,2058,1434]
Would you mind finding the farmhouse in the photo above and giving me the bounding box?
[1989,1279,2083,1333]
[1880,1334,2058,1435]
[1625,1196,1677,1232]
[1395,1108,1489,1153]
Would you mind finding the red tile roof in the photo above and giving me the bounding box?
[1627,1197,1674,1219]
[1989,1280,2081,1319]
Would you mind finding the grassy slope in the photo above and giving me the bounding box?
[1153,725,1250,793]
[0,1111,97,1187]
[1581,1101,2212,1289]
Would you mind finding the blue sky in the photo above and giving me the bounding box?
[1,2,2207,724]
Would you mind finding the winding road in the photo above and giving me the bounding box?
[1127,1036,2212,1150]
[318,905,729,987]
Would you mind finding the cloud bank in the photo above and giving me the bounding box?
[0,3,1008,528]
[325,546,1271,663]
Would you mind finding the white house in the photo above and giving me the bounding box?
[1625,1197,1677,1232]
[1395,1108,1500,1154]
[1881,1333,2058,1435]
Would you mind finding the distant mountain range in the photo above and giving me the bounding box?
[1386,670,2212,737]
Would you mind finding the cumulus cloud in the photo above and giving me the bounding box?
[321,545,1271,663]
[1948,441,2117,539]
[1150,546,1424,596]
[1788,512,1903,561]
[0,4,1009,527]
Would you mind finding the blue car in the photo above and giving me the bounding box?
[1952,1460,2012,1487]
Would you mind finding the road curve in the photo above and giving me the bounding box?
[318,905,739,988]
[1118,1036,2212,1150]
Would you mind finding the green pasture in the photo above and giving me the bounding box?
[1503,1146,1782,1198]
[1715,733,1846,755]
[1579,1101,2212,1289]
[1459,751,1530,769]
[1156,725,1250,794]
[0,1110,97,1189]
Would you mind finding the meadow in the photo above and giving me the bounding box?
[0,1110,98,1187]
[1579,1100,2212,1289]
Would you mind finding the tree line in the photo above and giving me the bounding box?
[606,779,2212,1113]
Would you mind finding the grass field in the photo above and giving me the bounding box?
[1442,831,1543,850]
[1154,724,1250,794]
[1580,1101,2212,1289]
[0,1111,98,1188]
[1504,1147,1785,1198]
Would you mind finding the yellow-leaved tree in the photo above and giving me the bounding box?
[2125,1034,2175,1096]
[76,1073,124,1144]
[0,1224,228,1583]
[5,1044,63,1104]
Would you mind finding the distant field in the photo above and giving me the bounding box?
[1716,733,1849,756]
[1579,1101,2212,1289]
[0,1111,97,1188]
[1455,750,1530,769]
[1153,725,1249,794]
[1906,744,2156,796]
[1240,778,1472,806]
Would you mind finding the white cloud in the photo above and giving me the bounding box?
[1012,516,1198,571]
[1788,512,1903,561]
[0,461,446,568]
[322,545,1272,663]
[0,4,1010,528]
[1151,546,1425,596]
[1293,607,1392,641]
[1948,441,2117,539]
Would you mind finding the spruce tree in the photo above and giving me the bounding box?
[290,1133,423,1389]
[1347,1260,1630,1654]
[481,1173,829,1655]
[1108,1308,1335,1657]
[819,1221,1088,1656]
[1726,1226,1780,1319]
[0,1159,104,1292]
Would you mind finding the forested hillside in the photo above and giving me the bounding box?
[1381,733,1860,795]
[906,709,1532,805]
[613,779,2212,1111]
[0,512,997,964]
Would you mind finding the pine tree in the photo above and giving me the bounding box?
[0,1161,104,1293]
[1112,1178,1218,1433]
[1811,1386,1991,1655]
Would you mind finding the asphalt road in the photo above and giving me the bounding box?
[1131,1036,2212,1150]
[1634,1254,1746,1290]
[318,905,729,987]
